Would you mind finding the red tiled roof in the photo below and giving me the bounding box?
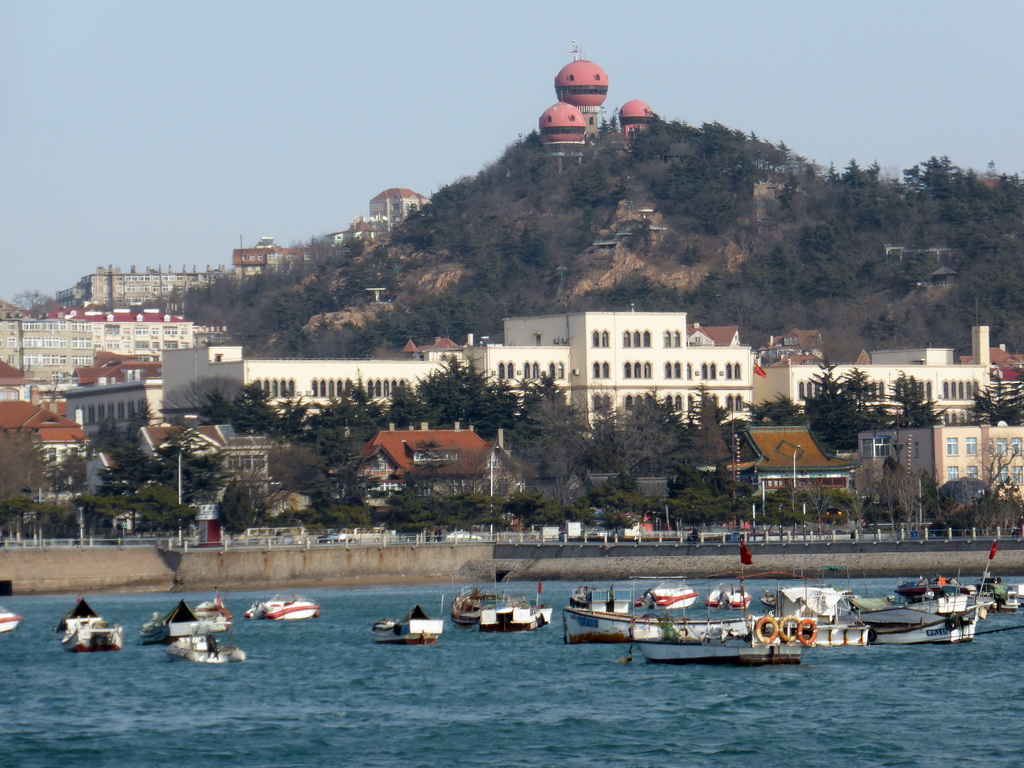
[75,359,162,386]
[371,188,428,202]
[52,308,186,323]
[362,429,494,477]
[0,402,85,443]
[688,324,739,346]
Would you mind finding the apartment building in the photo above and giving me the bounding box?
[56,264,230,308]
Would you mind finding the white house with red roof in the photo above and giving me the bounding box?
[0,401,87,463]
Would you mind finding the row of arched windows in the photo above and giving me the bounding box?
[497,362,566,380]
[622,330,652,348]
[305,378,411,399]
[663,331,684,348]
[595,392,746,414]
[945,410,970,425]
[622,361,653,379]
[591,330,610,348]
[259,379,296,398]
[942,381,976,400]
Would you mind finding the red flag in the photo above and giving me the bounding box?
[739,540,753,566]
[990,540,998,560]
[537,581,543,594]
[754,364,767,379]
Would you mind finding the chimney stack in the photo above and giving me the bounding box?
[972,326,990,369]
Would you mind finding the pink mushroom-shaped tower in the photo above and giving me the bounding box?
[619,99,654,141]
[554,59,608,137]
[538,102,587,155]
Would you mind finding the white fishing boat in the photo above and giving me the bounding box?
[166,629,246,663]
[140,599,229,645]
[849,594,987,644]
[770,585,871,647]
[635,617,802,666]
[705,585,752,609]
[634,579,699,610]
[0,606,22,633]
[372,605,444,645]
[55,598,123,652]
[479,602,552,632]
[244,594,320,621]
[194,594,234,626]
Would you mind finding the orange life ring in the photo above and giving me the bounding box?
[754,616,779,644]
[778,615,799,643]
[796,618,818,646]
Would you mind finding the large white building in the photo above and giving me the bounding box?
[162,311,755,419]
[755,326,994,424]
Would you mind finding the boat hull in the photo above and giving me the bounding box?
[561,607,750,644]
[166,636,246,663]
[479,605,551,633]
[636,638,801,665]
[62,625,124,652]
[0,612,22,633]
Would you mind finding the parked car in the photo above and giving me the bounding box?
[445,531,483,541]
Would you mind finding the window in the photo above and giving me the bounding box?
[593,362,600,378]
[498,363,506,379]
[965,437,977,456]
[967,466,979,479]
[601,331,609,347]
[642,362,652,378]
[686,363,692,380]
[623,363,632,379]
[710,363,717,379]
[623,332,632,348]
[633,362,642,378]
[673,362,681,379]
[633,331,641,347]
[999,466,1010,484]
[664,363,672,378]
[601,362,609,378]
[642,331,651,348]
[673,331,681,347]
[946,438,959,457]
[592,331,600,347]
[861,437,891,459]
[947,467,960,482]
[996,438,1008,456]
[663,331,672,347]
[1013,438,1022,456]
[1014,467,1023,485]
[725,363,733,380]
[557,363,564,379]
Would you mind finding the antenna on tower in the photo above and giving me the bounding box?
[567,40,580,60]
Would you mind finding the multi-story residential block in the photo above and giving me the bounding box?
[3,314,98,384]
[54,308,193,361]
[756,326,995,425]
[65,354,164,437]
[56,264,230,308]
[231,237,308,276]
[367,188,429,232]
[858,424,1024,492]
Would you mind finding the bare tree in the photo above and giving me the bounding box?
[0,434,47,500]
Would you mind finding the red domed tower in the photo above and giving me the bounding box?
[538,103,587,156]
[619,99,654,142]
[554,57,608,137]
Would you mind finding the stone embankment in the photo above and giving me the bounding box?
[3,539,1022,595]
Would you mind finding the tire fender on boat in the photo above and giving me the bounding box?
[778,615,799,643]
[754,616,779,644]
[796,618,818,646]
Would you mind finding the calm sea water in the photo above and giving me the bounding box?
[2,577,1022,768]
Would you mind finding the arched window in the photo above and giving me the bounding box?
[345,379,353,392]
[328,380,335,398]
[498,362,506,379]
[710,363,717,379]
[673,331,681,347]
[593,394,603,411]
[727,395,734,411]
[601,362,609,378]
[532,363,540,378]
[725,363,733,380]
[664,331,672,347]
[958,381,965,400]
[601,331,609,347]
[942,381,949,399]
[320,379,328,397]
[664,362,672,378]
[624,395,634,410]
[643,362,652,378]
[375,380,383,397]
[642,331,651,347]
[926,381,933,399]
[557,363,565,378]
[736,394,744,410]
[593,362,601,378]
[701,363,708,380]
[624,363,632,379]
[734,363,741,379]
[686,363,693,380]
[366,379,374,396]
[799,381,806,399]
[687,395,695,412]
[633,331,641,347]
[383,380,391,398]
[549,363,556,377]
[271,380,279,398]
[633,362,642,378]
[675,395,683,411]
[674,362,682,379]
[623,331,632,348]
[592,331,600,347]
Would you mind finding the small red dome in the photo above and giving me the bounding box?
[554,60,608,109]
[538,103,587,144]
[619,100,653,120]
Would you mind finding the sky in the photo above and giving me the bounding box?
[3,1,1023,302]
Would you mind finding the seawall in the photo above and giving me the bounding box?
[3,539,1023,595]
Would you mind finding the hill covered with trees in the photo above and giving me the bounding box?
[186,118,1024,361]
